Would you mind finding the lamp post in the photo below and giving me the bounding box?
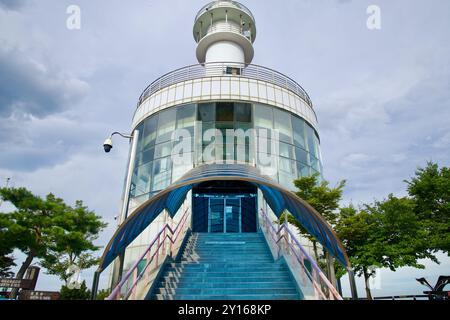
[92,130,140,300]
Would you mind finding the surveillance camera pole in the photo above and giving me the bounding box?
[92,130,139,300]
[110,132,133,140]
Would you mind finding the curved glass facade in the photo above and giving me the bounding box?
[128,102,322,212]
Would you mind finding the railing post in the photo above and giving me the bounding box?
[169,221,174,258]
[131,268,138,300]
[277,218,282,259]
[156,233,161,267]
[283,211,290,254]
[91,270,101,300]
[348,267,358,300]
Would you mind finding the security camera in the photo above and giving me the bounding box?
[103,138,113,153]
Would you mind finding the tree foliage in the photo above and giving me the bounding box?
[40,200,107,284]
[405,162,450,255]
[0,213,15,277]
[280,173,346,261]
[0,187,106,297]
[96,289,111,300]
[336,195,436,299]
[59,281,91,300]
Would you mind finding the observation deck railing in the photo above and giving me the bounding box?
[137,62,314,109]
[195,1,255,22]
[195,23,253,42]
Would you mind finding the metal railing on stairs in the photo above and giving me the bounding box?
[107,208,191,300]
[259,209,342,300]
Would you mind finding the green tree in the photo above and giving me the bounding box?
[40,200,107,285]
[96,289,111,300]
[405,162,450,255]
[0,188,106,298]
[0,213,15,278]
[0,188,67,298]
[59,281,91,300]
[336,195,434,299]
[281,174,346,261]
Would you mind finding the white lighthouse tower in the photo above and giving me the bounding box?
[193,0,256,65]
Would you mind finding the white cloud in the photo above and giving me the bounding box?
[433,132,450,149]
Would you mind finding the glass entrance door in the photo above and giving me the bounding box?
[209,198,225,233]
[208,197,242,233]
[225,198,241,233]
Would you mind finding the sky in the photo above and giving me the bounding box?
[0,0,449,298]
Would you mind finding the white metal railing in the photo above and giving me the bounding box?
[137,62,314,109]
[195,1,255,22]
[259,209,342,300]
[198,23,252,43]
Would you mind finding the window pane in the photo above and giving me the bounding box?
[279,142,294,159]
[135,123,145,152]
[254,104,273,130]
[198,103,215,122]
[305,123,318,158]
[152,157,172,192]
[131,162,152,197]
[172,156,194,182]
[295,147,309,165]
[279,171,296,191]
[310,155,320,172]
[216,102,234,122]
[216,122,234,145]
[234,103,252,123]
[176,104,196,130]
[274,108,293,144]
[137,147,155,166]
[142,115,158,150]
[154,141,173,159]
[156,108,177,144]
[292,116,306,150]
[297,161,310,178]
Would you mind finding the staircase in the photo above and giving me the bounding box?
[149,233,301,300]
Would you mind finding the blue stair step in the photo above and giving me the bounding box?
[154,294,300,301]
[149,232,301,300]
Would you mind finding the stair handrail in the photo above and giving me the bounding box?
[107,208,191,300]
[260,209,342,300]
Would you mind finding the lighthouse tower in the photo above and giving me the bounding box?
[193,0,256,64]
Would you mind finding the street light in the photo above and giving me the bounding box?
[103,132,133,153]
[95,130,139,300]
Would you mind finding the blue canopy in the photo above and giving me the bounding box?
[98,164,350,271]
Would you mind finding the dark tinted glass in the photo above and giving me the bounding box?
[216,102,234,122]
[198,103,215,122]
[234,103,252,123]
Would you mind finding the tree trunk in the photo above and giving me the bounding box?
[363,268,373,300]
[312,241,320,262]
[325,251,337,288]
[9,253,34,299]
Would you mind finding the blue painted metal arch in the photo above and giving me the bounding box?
[98,164,350,271]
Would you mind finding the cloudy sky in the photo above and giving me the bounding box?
[0,0,449,298]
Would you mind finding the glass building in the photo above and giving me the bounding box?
[100,0,351,301]
[128,102,322,214]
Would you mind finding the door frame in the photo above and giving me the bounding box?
[207,196,242,233]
